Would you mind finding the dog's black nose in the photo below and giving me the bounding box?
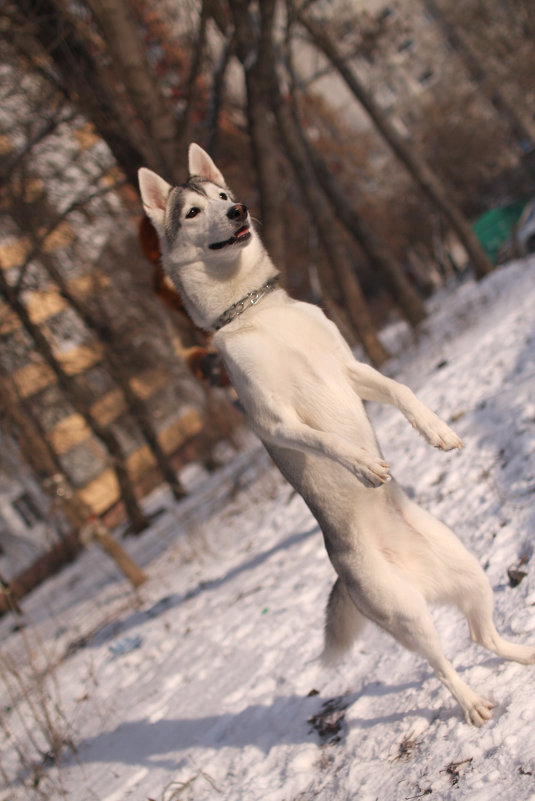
[227,203,248,222]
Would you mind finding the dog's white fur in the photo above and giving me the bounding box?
[139,144,535,725]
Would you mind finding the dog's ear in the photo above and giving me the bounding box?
[188,143,226,186]
[138,168,172,233]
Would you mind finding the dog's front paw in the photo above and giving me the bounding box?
[416,412,464,451]
[355,455,391,488]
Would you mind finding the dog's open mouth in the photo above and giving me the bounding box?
[209,225,251,250]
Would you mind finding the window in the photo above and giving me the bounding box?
[398,38,414,53]
[378,7,394,22]
[12,493,43,528]
[419,68,435,85]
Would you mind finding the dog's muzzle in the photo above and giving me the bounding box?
[209,204,251,250]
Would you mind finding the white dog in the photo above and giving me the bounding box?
[139,144,535,725]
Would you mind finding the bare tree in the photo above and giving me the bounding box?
[179,0,211,157]
[37,250,187,501]
[281,27,427,327]
[0,269,150,534]
[305,142,427,326]
[424,0,535,146]
[298,9,494,280]
[270,78,389,364]
[205,25,236,158]
[227,0,288,272]
[1,56,188,504]
[4,0,530,568]
[85,0,182,181]
[215,2,387,363]
[10,0,148,186]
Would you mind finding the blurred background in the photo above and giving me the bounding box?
[1,0,534,605]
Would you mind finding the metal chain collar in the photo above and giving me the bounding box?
[212,276,280,330]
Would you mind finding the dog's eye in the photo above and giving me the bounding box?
[185,207,201,219]
[219,192,228,200]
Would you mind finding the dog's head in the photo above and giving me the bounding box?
[138,144,253,271]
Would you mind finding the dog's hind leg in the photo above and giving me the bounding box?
[459,581,535,665]
[409,617,495,726]
[381,592,495,726]
[395,490,535,666]
[340,560,494,725]
[322,577,366,664]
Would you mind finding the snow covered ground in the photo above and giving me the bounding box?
[2,257,535,801]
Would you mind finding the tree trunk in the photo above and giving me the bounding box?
[82,519,147,588]
[14,0,148,187]
[0,376,87,615]
[306,144,427,326]
[299,11,494,280]
[424,0,535,146]
[228,0,288,273]
[312,254,359,348]
[0,271,149,534]
[179,0,210,156]
[272,92,389,365]
[0,371,91,528]
[0,532,83,615]
[205,27,236,158]
[39,252,187,501]
[0,372,63,482]
[243,87,287,273]
[0,376,147,610]
[5,177,188,502]
[85,0,180,181]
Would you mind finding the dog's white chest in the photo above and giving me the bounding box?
[216,297,374,446]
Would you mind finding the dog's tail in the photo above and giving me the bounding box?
[321,578,366,665]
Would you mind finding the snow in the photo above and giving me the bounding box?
[2,257,535,801]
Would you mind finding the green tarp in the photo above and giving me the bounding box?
[472,201,527,264]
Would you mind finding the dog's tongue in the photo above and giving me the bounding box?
[209,225,250,250]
